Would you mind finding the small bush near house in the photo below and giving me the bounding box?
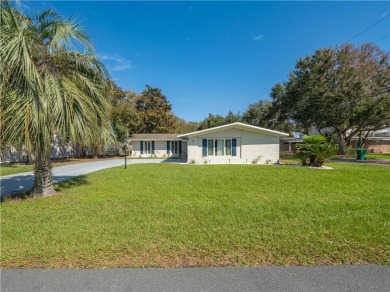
[295,150,310,166]
[309,144,338,167]
[297,135,336,167]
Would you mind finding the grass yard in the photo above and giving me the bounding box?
[366,153,390,159]
[1,163,389,268]
[279,156,301,164]
[0,164,34,176]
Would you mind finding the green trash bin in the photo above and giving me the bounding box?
[356,149,366,160]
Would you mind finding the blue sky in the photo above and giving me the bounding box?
[22,1,390,122]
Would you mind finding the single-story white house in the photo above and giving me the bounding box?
[178,122,289,164]
[130,122,289,164]
[130,133,187,158]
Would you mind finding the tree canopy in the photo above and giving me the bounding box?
[269,43,390,153]
[109,84,198,136]
[135,85,176,133]
[241,100,272,128]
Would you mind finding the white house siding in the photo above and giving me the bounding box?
[132,140,187,158]
[186,128,280,164]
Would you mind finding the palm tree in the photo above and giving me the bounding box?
[0,0,111,197]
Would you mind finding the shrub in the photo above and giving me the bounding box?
[303,135,326,144]
[345,148,355,157]
[295,150,310,166]
[310,144,338,167]
[297,135,336,167]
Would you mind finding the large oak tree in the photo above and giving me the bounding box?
[270,43,390,153]
[135,85,175,133]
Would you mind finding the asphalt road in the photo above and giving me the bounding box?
[0,158,172,197]
[1,265,389,292]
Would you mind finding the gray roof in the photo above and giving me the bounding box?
[129,133,184,141]
[280,138,304,143]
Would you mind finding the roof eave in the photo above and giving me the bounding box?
[130,138,185,141]
[178,122,289,138]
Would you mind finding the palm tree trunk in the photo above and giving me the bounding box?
[313,158,325,167]
[31,155,55,197]
[92,144,99,159]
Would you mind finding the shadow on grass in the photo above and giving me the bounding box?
[54,175,89,191]
[1,176,89,203]
[1,163,19,168]
[1,190,31,203]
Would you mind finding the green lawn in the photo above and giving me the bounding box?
[281,153,390,163]
[279,156,301,164]
[366,153,390,159]
[0,164,34,176]
[1,163,389,268]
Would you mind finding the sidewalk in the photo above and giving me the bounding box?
[1,265,389,292]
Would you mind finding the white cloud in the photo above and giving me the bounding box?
[99,54,132,72]
[16,1,31,11]
[99,55,111,61]
[111,58,132,71]
[251,35,264,41]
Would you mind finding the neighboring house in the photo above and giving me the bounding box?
[178,122,289,164]
[1,132,119,163]
[280,138,304,153]
[130,133,187,158]
[350,128,390,153]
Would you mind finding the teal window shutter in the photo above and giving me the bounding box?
[202,139,207,156]
[152,141,155,154]
[232,139,237,156]
[140,141,143,154]
[167,141,170,154]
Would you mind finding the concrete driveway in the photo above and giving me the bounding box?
[1,265,389,292]
[0,158,181,197]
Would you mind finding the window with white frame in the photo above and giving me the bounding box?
[206,139,233,156]
[225,139,232,155]
[170,141,182,154]
[171,141,177,154]
[144,141,151,154]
